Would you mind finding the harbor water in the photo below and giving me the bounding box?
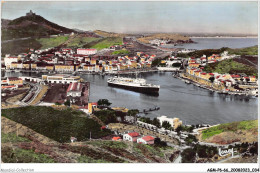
[4,71,258,125]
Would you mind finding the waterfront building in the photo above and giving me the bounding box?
[66,82,89,105]
[4,56,19,69]
[10,62,23,69]
[54,65,74,72]
[157,115,182,130]
[137,136,155,145]
[42,74,81,84]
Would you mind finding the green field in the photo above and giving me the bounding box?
[177,46,258,58]
[1,132,31,143]
[204,59,258,77]
[37,36,69,49]
[202,120,258,140]
[227,45,258,56]
[112,49,130,55]
[67,36,101,47]
[1,106,112,143]
[90,37,123,50]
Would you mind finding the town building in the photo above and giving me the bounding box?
[66,82,89,105]
[42,74,81,84]
[157,115,182,130]
[137,136,155,145]
[123,132,140,142]
[77,48,97,55]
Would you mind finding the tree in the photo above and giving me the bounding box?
[209,76,215,83]
[64,99,70,107]
[162,121,171,130]
[128,109,139,117]
[184,134,198,145]
[97,99,111,107]
[152,118,161,128]
[175,125,182,133]
[181,148,196,163]
[154,137,167,148]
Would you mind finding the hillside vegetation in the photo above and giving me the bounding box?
[204,59,258,77]
[178,46,258,58]
[37,36,69,49]
[66,36,102,48]
[1,38,42,55]
[1,115,176,163]
[1,106,112,143]
[227,45,258,56]
[199,120,258,144]
[89,37,123,50]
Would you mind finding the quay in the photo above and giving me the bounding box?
[177,73,258,97]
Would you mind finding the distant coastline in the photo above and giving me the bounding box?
[190,36,258,38]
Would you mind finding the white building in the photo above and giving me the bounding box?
[42,74,81,84]
[157,115,182,129]
[4,57,18,67]
[137,136,155,145]
[77,48,97,55]
[123,132,140,142]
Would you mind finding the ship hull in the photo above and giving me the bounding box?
[108,82,159,94]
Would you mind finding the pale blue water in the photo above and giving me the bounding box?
[162,37,258,50]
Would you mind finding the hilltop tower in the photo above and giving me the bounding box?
[26,10,35,16]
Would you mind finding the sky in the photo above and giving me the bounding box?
[1,1,258,35]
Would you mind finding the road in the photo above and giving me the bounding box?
[215,154,241,163]
[2,37,32,43]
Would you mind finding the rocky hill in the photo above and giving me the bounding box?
[2,14,74,40]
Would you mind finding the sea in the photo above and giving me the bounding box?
[161,37,258,50]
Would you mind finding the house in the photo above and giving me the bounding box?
[112,136,122,141]
[7,77,23,86]
[70,137,77,143]
[137,136,155,145]
[123,132,140,142]
[77,48,97,55]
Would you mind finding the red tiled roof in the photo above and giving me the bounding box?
[91,102,98,106]
[231,75,240,78]
[142,136,154,142]
[8,77,20,81]
[112,137,121,141]
[128,132,140,137]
